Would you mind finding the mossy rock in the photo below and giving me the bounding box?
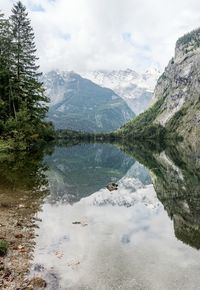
[0,240,8,256]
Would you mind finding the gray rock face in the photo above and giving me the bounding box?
[154,28,200,142]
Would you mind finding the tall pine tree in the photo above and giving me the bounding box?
[0,11,13,122]
[0,3,54,144]
[10,1,49,122]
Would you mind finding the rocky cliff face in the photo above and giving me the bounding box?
[154,28,200,142]
[118,28,200,142]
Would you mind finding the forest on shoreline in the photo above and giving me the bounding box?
[0,1,54,151]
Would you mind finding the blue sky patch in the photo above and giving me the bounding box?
[60,33,71,41]
[122,32,132,43]
[30,4,45,12]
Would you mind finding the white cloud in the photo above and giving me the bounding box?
[1,0,200,73]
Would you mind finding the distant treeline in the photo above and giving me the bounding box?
[56,129,119,142]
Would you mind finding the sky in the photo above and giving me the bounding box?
[1,0,200,73]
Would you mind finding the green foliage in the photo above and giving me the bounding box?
[0,2,55,149]
[167,106,188,133]
[116,98,167,141]
[57,129,119,143]
[0,12,13,121]
[56,97,169,142]
[10,2,49,118]
[0,145,53,191]
[0,240,8,256]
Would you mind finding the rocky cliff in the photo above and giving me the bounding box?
[118,28,200,143]
[154,28,200,142]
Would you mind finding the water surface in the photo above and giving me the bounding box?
[28,142,200,290]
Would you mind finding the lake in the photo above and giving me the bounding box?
[1,141,200,290]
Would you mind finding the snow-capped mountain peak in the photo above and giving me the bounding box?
[83,68,161,114]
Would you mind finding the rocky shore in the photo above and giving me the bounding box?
[0,189,45,289]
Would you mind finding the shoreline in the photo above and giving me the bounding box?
[0,189,45,289]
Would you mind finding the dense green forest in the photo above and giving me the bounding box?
[0,1,54,150]
[115,98,167,141]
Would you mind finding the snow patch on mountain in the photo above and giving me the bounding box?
[42,70,77,106]
[83,68,161,114]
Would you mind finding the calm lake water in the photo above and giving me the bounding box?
[1,141,200,289]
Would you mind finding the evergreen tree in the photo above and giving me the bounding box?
[10,1,49,122]
[0,12,13,122]
[0,3,54,145]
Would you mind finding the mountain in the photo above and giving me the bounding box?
[118,28,200,143]
[83,68,160,114]
[153,29,200,142]
[42,71,135,132]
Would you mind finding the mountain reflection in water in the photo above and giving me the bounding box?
[44,144,135,204]
[121,141,200,250]
[28,140,200,290]
[0,140,199,289]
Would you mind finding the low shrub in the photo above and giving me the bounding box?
[0,239,8,256]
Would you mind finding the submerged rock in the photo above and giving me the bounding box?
[106,182,118,191]
[72,221,88,226]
